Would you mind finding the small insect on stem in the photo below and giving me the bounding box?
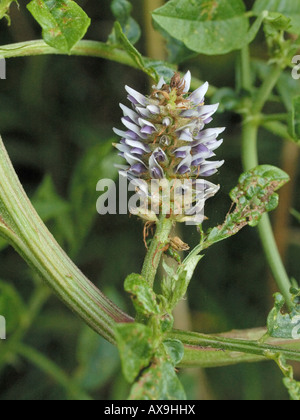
[151,236,190,267]
[169,236,190,252]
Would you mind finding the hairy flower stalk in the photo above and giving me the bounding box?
[113,71,225,223]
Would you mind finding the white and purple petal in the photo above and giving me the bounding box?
[113,127,140,140]
[135,106,152,118]
[189,82,209,105]
[199,160,225,176]
[174,145,191,159]
[153,147,167,163]
[119,103,140,124]
[197,103,219,120]
[149,152,164,179]
[176,155,192,174]
[125,85,148,106]
[125,139,151,153]
[183,71,191,93]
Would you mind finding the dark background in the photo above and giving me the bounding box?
[0,0,299,400]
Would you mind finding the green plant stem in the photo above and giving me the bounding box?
[141,216,173,288]
[241,46,252,91]
[252,64,283,115]
[241,57,293,309]
[262,120,295,142]
[0,39,215,94]
[0,136,133,345]
[0,40,136,65]
[17,344,92,400]
[170,329,300,368]
[242,120,293,310]
[261,113,288,123]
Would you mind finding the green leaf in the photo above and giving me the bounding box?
[76,326,119,391]
[112,21,159,81]
[152,20,198,64]
[267,289,300,340]
[111,0,132,23]
[124,274,160,316]
[206,165,289,247]
[288,96,300,142]
[0,0,17,22]
[267,293,294,339]
[162,255,202,311]
[267,293,300,339]
[152,0,261,56]
[211,88,240,112]
[110,0,141,45]
[163,339,185,366]
[230,165,289,226]
[27,0,91,53]
[253,0,300,35]
[142,59,176,82]
[276,70,300,113]
[283,377,300,401]
[129,356,186,400]
[270,354,300,400]
[173,256,202,306]
[115,323,154,384]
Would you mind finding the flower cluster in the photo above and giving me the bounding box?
[113,71,225,223]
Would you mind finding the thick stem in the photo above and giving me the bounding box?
[0,137,133,344]
[0,39,215,94]
[141,216,173,287]
[0,40,137,66]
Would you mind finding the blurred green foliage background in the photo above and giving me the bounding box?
[0,0,299,400]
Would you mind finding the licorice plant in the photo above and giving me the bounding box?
[0,0,300,401]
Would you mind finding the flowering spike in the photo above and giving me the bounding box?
[113,71,225,224]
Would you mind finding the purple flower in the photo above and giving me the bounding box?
[113,71,225,223]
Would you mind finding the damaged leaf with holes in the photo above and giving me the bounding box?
[124,273,160,317]
[206,165,290,247]
[27,0,91,53]
[128,355,186,401]
[114,322,154,384]
[267,292,300,339]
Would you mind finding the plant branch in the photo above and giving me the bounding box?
[240,57,293,309]
[240,46,252,91]
[262,120,297,143]
[141,216,173,287]
[252,64,283,114]
[0,39,216,94]
[0,136,133,345]
[17,344,92,400]
[169,329,300,368]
